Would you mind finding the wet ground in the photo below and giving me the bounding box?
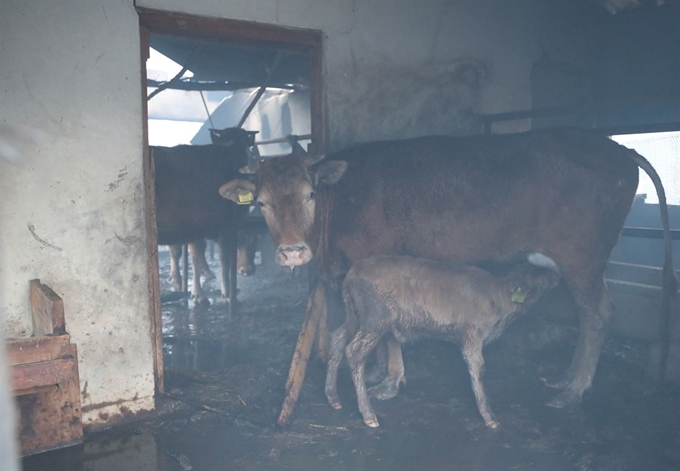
[23,248,680,471]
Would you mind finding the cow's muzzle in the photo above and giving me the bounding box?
[277,244,312,267]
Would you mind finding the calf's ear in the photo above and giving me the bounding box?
[315,160,347,185]
[219,179,257,203]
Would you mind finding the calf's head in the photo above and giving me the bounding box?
[509,263,561,305]
[219,154,347,267]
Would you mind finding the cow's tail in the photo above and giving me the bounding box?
[627,150,680,380]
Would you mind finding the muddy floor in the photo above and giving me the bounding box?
[23,248,680,471]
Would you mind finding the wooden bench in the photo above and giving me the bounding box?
[7,279,83,456]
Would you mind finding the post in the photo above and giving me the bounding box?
[278,281,325,427]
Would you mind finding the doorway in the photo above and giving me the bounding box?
[137,8,323,394]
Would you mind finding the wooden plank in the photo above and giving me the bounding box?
[140,23,164,395]
[7,335,71,367]
[277,282,324,427]
[29,279,65,336]
[11,359,74,392]
[137,8,321,48]
[13,386,54,398]
[16,344,82,456]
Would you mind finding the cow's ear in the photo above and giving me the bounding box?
[302,154,325,167]
[315,160,347,185]
[219,179,257,203]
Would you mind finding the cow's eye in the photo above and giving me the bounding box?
[257,200,265,208]
[309,191,316,200]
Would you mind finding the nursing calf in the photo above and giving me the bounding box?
[325,255,561,429]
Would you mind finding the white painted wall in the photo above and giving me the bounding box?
[0,0,556,428]
[0,1,154,425]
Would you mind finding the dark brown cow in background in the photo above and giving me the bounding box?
[220,127,679,425]
[167,233,258,295]
[153,129,255,305]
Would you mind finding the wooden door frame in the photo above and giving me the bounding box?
[137,8,324,395]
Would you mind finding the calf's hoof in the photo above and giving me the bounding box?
[363,416,380,428]
[368,379,401,401]
[325,391,342,410]
[540,374,571,390]
[484,418,500,429]
[545,388,581,409]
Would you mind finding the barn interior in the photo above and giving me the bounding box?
[1,1,679,470]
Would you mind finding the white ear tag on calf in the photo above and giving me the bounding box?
[237,191,254,205]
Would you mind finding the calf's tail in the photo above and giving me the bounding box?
[627,150,680,380]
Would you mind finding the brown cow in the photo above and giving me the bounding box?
[326,255,561,428]
[220,127,678,418]
[153,130,254,305]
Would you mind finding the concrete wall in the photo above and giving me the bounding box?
[0,1,154,425]
[138,0,552,150]
[1,0,565,427]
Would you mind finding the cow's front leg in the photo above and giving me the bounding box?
[218,229,238,310]
[168,245,183,292]
[193,238,216,281]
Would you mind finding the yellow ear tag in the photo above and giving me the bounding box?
[237,191,254,205]
[511,286,525,304]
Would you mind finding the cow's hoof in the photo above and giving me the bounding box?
[368,380,400,401]
[546,388,581,409]
[191,295,211,306]
[221,289,241,299]
[540,374,571,390]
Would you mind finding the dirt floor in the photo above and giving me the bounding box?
[23,247,680,471]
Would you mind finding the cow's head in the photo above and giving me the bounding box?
[219,154,347,267]
[209,127,259,148]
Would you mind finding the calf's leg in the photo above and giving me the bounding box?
[462,335,498,429]
[325,325,349,409]
[364,339,388,385]
[346,330,382,427]
[369,336,405,400]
